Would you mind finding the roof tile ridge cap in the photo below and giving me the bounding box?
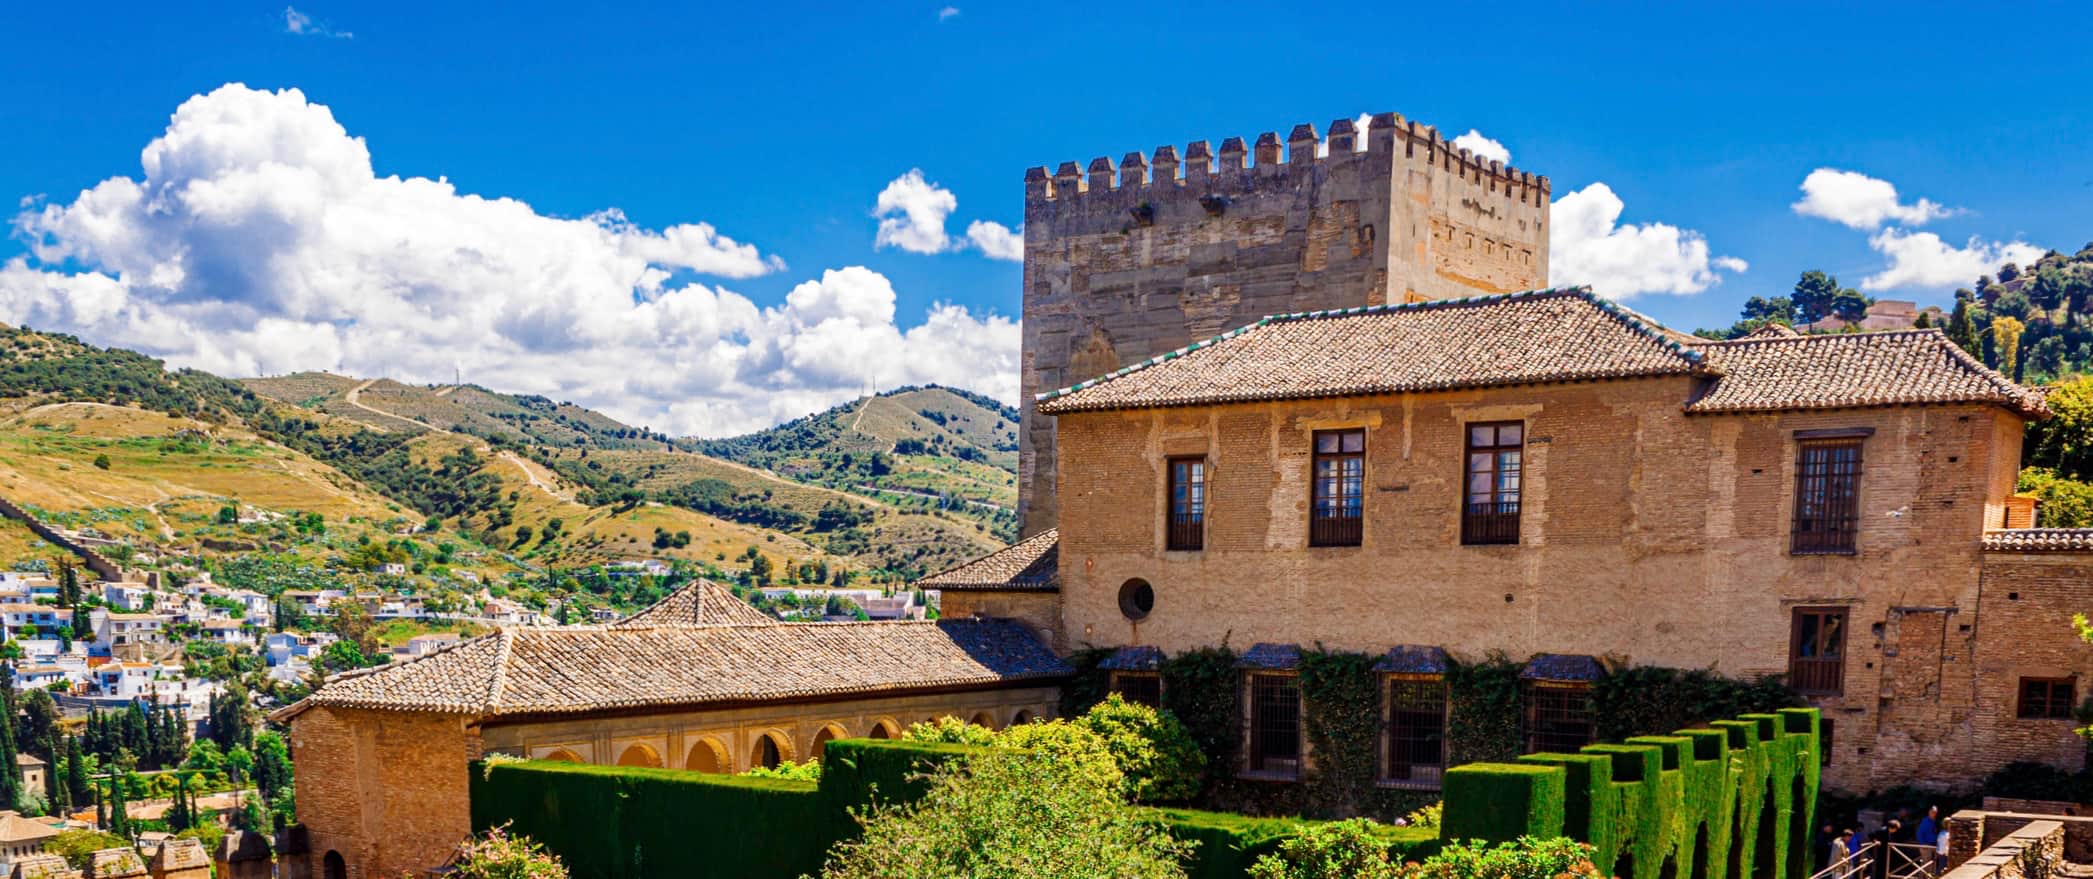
[917,531,1054,583]
[483,627,517,712]
[1261,285,1572,325]
[621,579,695,621]
[1035,319,1270,404]
[1928,326,2029,394]
[318,625,499,690]
[1566,287,1706,365]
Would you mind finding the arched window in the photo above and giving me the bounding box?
[754,733,786,770]
[685,738,727,773]
[811,725,845,759]
[323,851,346,879]
[867,720,897,740]
[615,743,662,768]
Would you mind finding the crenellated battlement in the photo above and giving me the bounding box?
[1024,112,1552,207]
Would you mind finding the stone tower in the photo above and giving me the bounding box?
[1017,113,1553,534]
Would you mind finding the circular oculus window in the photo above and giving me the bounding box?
[1118,578,1156,621]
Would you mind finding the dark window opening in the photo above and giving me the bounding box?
[1462,422,1523,545]
[1789,607,1848,696]
[1110,671,1162,708]
[1792,439,1862,554]
[1118,578,1155,621]
[2019,677,2077,719]
[1311,429,1365,547]
[1819,717,1834,766]
[1523,681,1595,754]
[1248,673,1303,777]
[1168,457,1206,550]
[1384,675,1447,787]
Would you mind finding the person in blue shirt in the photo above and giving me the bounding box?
[1916,806,1941,847]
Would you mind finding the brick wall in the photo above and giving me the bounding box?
[1052,378,2027,791]
[289,705,478,879]
[1968,553,2093,780]
[938,591,1063,651]
[1016,116,1550,534]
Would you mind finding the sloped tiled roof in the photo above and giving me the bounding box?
[1036,289,1706,414]
[0,811,57,844]
[613,580,777,628]
[1237,643,1303,670]
[276,618,1068,720]
[913,529,1059,592]
[1981,529,2093,552]
[1687,330,2046,416]
[1098,645,1164,672]
[1373,645,1451,675]
[1522,654,1605,682]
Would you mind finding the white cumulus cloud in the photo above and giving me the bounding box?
[938,6,960,20]
[1791,168,1954,230]
[1859,229,2046,291]
[873,169,958,255]
[1451,129,1510,165]
[965,220,1022,261]
[284,6,350,38]
[0,83,1017,437]
[1549,182,1745,298]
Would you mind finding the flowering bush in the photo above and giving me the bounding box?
[1404,837,1602,879]
[902,716,997,747]
[1246,819,1399,879]
[1071,694,1207,803]
[741,758,821,782]
[452,825,568,879]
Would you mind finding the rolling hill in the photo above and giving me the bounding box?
[0,325,1013,586]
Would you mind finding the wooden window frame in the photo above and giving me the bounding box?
[1243,672,1304,780]
[1522,681,1595,755]
[1167,456,1206,551]
[1309,429,1365,548]
[2018,676,2078,720]
[1791,437,1864,555]
[1109,671,1163,709]
[1461,421,1524,545]
[1380,673,1448,789]
[1788,606,1849,696]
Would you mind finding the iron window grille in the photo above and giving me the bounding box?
[1522,681,1595,754]
[1168,457,1206,551]
[1788,606,1848,696]
[1383,674,1448,788]
[1110,671,1163,709]
[1792,438,1863,555]
[1462,422,1524,545]
[1310,429,1365,547]
[2018,677,2077,720]
[1247,673,1303,778]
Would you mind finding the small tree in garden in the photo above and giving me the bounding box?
[1247,819,1400,879]
[453,825,568,879]
[901,716,997,747]
[1403,837,1603,879]
[818,747,1191,879]
[1069,694,1206,803]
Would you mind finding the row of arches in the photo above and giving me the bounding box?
[533,708,1040,775]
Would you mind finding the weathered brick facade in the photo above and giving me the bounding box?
[1017,114,1550,533]
[1044,373,2091,793]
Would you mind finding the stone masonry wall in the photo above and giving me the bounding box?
[288,705,478,879]
[1016,113,1550,534]
[1967,553,2093,780]
[938,590,1063,651]
[1051,378,2029,791]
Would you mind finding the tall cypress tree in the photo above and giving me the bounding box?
[0,665,21,811]
[66,735,88,811]
[108,774,130,837]
[41,732,61,811]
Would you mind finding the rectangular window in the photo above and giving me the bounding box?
[1247,673,1303,777]
[1462,422,1524,545]
[1310,429,1365,547]
[1110,672,1162,709]
[1792,438,1863,554]
[1167,457,1206,551]
[1789,607,1849,696]
[1523,682,1595,754]
[1384,675,1447,788]
[2018,677,2077,720]
[1819,717,1834,766]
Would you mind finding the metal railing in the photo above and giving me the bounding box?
[1808,841,1942,879]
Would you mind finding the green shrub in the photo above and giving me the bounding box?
[1405,837,1603,879]
[902,715,997,746]
[1073,694,1208,803]
[741,758,820,782]
[1246,818,1400,879]
[997,718,1124,795]
[818,748,1193,879]
[1403,802,1442,831]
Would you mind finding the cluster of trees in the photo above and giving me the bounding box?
[1937,246,2093,383]
[1696,271,1879,340]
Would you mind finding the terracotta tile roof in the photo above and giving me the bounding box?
[10,854,74,879]
[0,811,57,844]
[1035,288,1706,414]
[913,529,1059,592]
[1981,529,2093,552]
[1686,330,2045,416]
[277,617,1068,720]
[614,580,776,628]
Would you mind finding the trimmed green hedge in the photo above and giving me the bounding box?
[1448,707,1821,879]
[469,707,1817,879]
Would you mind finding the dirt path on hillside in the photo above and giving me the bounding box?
[497,451,568,501]
[343,379,447,434]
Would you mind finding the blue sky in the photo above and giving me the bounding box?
[3,2,2090,435]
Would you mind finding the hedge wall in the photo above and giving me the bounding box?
[469,710,1817,879]
[1444,707,1822,879]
